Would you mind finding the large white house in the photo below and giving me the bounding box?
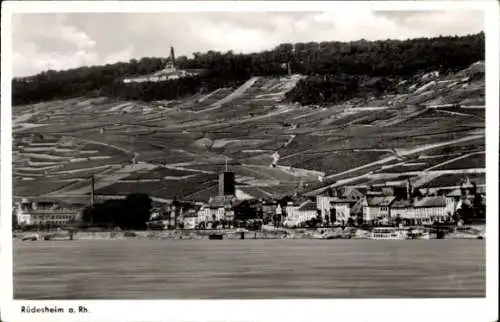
[284,201,317,227]
[362,196,396,223]
[364,195,454,225]
[15,198,80,226]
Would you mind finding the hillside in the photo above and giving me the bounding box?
[12,33,484,105]
[12,58,485,202]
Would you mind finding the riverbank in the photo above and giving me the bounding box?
[14,229,327,241]
[13,225,485,241]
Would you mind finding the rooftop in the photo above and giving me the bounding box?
[208,195,234,208]
[342,187,364,199]
[298,200,317,211]
[365,196,396,207]
[447,188,462,197]
[391,199,413,208]
[330,197,358,204]
[413,196,447,208]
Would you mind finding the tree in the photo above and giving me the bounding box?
[411,188,423,199]
[81,193,152,229]
[307,217,318,229]
[272,214,278,228]
[316,210,323,227]
[330,208,337,225]
[394,214,402,227]
[171,197,180,228]
[12,213,18,230]
[124,193,153,229]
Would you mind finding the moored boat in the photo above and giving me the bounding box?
[208,233,224,240]
[407,228,431,240]
[370,227,408,240]
[22,233,41,241]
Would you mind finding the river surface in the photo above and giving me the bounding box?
[13,239,485,299]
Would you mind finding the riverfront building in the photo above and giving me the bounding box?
[284,200,317,227]
[361,195,454,225]
[15,198,80,226]
[330,197,363,224]
[362,196,396,223]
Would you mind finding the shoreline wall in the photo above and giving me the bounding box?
[13,225,485,240]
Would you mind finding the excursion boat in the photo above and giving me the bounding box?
[370,227,409,240]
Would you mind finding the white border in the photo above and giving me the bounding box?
[1,1,498,322]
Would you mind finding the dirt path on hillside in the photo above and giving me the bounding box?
[228,105,296,126]
[435,109,482,118]
[67,136,134,155]
[194,77,260,114]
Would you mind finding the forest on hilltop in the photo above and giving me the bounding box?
[12,32,484,106]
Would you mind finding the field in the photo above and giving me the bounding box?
[281,150,390,175]
[12,63,486,202]
[432,153,485,170]
[122,167,197,180]
[420,173,486,189]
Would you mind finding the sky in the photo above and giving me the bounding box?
[12,10,484,77]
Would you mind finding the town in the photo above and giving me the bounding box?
[13,165,486,240]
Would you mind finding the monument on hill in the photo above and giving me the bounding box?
[165,46,176,71]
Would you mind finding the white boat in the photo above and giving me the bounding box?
[22,233,41,241]
[370,227,408,240]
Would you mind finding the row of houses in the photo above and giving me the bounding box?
[161,180,482,229]
[14,171,485,229]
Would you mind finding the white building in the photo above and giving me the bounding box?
[15,198,80,226]
[284,201,317,226]
[330,198,362,224]
[197,206,213,222]
[388,196,452,224]
[317,187,363,219]
[196,195,235,223]
[316,195,334,218]
[411,196,449,223]
[362,196,396,223]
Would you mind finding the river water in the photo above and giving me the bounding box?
[13,239,485,299]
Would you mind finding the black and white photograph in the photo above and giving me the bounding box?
[1,1,498,322]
